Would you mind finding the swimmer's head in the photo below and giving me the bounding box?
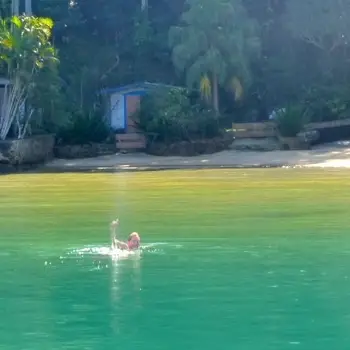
[127,232,140,249]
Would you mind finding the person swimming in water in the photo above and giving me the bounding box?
[110,219,141,251]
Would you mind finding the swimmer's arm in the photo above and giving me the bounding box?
[115,240,128,250]
[110,219,119,248]
[110,219,128,249]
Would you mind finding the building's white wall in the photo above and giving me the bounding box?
[110,93,126,130]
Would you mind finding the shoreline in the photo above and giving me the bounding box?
[1,141,350,174]
[36,163,285,173]
[1,161,348,175]
[0,162,288,176]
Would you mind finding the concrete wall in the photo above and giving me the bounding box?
[54,143,116,159]
[0,134,55,165]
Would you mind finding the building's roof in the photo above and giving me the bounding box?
[101,81,177,95]
[0,77,10,86]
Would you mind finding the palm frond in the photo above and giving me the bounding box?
[169,0,260,108]
[186,48,227,88]
[229,76,244,101]
[200,74,212,102]
[11,16,22,29]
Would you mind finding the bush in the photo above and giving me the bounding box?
[136,87,221,144]
[56,111,111,145]
[302,85,350,122]
[275,105,305,137]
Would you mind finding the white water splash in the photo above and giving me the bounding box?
[69,245,140,260]
[67,242,178,260]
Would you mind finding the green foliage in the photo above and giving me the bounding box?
[18,0,350,144]
[275,105,305,137]
[27,65,68,135]
[284,0,350,89]
[56,111,111,145]
[285,0,350,52]
[0,15,59,139]
[169,0,260,111]
[0,0,11,18]
[137,87,221,143]
[0,16,58,73]
[302,85,350,123]
[35,0,179,119]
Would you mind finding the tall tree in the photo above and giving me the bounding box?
[169,0,260,113]
[285,0,350,84]
[285,0,350,52]
[25,0,32,14]
[0,16,58,139]
[12,0,19,15]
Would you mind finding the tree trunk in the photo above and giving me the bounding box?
[212,73,219,114]
[25,0,32,15]
[141,0,148,11]
[12,0,19,15]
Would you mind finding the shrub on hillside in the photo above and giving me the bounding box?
[302,85,350,122]
[136,87,221,144]
[56,111,111,145]
[275,105,305,137]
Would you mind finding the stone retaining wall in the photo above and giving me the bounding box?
[0,134,55,165]
[147,134,234,157]
[54,143,116,159]
[231,138,280,151]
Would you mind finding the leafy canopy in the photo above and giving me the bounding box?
[0,15,59,139]
[285,0,350,52]
[169,0,260,88]
[0,15,58,74]
[137,87,220,143]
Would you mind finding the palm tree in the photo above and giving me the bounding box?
[169,0,260,113]
[0,15,58,139]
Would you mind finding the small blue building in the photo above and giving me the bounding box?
[101,81,173,150]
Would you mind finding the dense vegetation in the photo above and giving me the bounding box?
[136,87,221,143]
[1,0,350,143]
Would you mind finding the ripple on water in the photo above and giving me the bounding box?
[46,242,178,266]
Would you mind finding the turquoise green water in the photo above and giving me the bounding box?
[1,169,350,349]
